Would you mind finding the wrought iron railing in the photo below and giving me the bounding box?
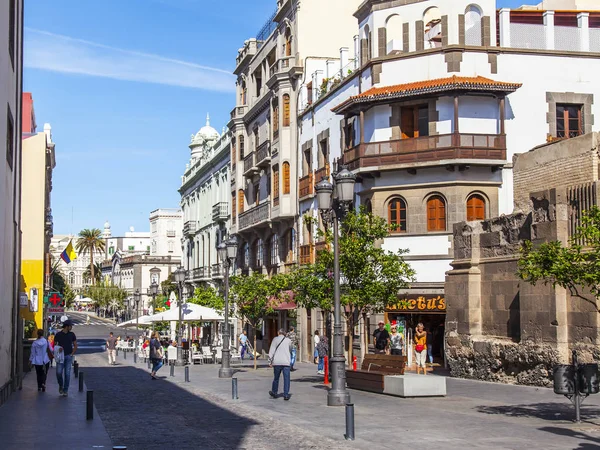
[239,200,271,231]
[244,152,255,173]
[256,140,271,165]
[212,202,229,222]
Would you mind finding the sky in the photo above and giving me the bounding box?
[24,0,530,236]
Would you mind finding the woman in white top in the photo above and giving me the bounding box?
[389,325,404,356]
[29,329,51,392]
[314,330,320,364]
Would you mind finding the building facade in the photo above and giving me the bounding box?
[297,0,600,362]
[150,208,183,259]
[228,0,363,357]
[180,115,231,290]
[50,234,105,292]
[0,0,24,405]
[19,94,55,334]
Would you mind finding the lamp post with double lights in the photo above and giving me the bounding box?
[147,281,159,332]
[173,267,187,366]
[133,289,141,351]
[217,236,238,378]
[314,165,356,407]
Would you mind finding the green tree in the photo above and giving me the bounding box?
[289,208,415,364]
[230,272,287,370]
[84,281,127,317]
[83,262,102,284]
[518,206,600,311]
[76,228,106,283]
[161,273,177,297]
[63,283,76,308]
[189,285,225,312]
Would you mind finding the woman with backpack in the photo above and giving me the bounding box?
[316,335,328,375]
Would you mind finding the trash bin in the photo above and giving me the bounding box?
[578,364,599,394]
[553,364,576,395]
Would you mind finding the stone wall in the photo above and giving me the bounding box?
[513,132,599,213]
[446,187,600,386]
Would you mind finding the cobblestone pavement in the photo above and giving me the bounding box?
[78,350,352,450]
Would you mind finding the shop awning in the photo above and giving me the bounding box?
[332,75,522,115]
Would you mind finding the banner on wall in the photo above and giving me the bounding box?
[387,295,446,313]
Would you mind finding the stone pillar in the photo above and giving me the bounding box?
[499,8,511,48]
[353,35,360,69]
[544,11,555,51]
[314,70,324,101]
[339,47,349,75]
[326,59,337,83]
[578,13,590,52]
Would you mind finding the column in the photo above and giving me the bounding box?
[544,11,555,51]
[499,9,511,47]
[339,47,349,75]
[359,111,365,145]
[314,70,324,102]
[353,35,360,69]
[326,59,337,83]
[578,12,590,52]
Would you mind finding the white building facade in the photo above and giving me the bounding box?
[297,0,600,359]
[150,208,183,258]
[51,234,105,292]
[180,115,231,290]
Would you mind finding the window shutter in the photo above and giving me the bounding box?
[283,95,290,127]
[232,191,237,221]
[239,135,244,160]
[238,190,244,214]
[283,162,291,194]
[467,195,485,221]
[427,196,446,231]
[273,165,280,199]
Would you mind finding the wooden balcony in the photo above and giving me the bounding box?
[299,172,314,200]
[314,164,330,183]
[299,244,314,265]
[342,133,506,171]
[238,200,271,231]
[256,140,271,167]
[315,241,329,254]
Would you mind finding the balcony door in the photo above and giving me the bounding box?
[401,105,429,139]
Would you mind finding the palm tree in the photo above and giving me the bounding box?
[83,262,103,284]
[76,229,106,283]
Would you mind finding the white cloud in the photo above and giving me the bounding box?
[24,28,235,92]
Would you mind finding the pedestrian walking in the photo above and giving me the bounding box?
[106,331,117,365]
[390,324,404,356]
[316,335,328,375]
[313,330,320,364]
[286,326,298,371]
[414,323,427,375]
[29,329,51,392]
[373,321,390,355]
[239,330,248,360]
[268,329,292,401]
[54,320,77,396]
[149,331,164,379]
[47,332,55,367]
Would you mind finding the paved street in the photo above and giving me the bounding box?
[4,317,600,449]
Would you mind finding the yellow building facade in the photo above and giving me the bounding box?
[20,124,55,333]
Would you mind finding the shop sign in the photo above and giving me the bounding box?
[388,296,446,312]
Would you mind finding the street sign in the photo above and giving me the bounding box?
[48,306,65,314]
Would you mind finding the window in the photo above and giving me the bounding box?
[283,162,291,194]
[556,104,583,139]
[427,195,446,232]
[231,138,237,163]
[168,241,174,253]
[401,105,429,139]
[255,70,262,97]
[254,128,259,152]
[318,139,328,168]
[273,101,279,136]
[6,105,14,170]
[232,191,237,222]
[465,5,483,46]
[270,234,279,266]
[238,189,245,214]
[286,228,296,263]
[240,81,247,105]
[388,198,407,232]
[345,120,355,149]
[146,246,150,253]
[467,194,486,221]
[273,165,280,202]
[254,182,260,206]
[243,243,250,268]
[128,245,135,251]
[283,94,290,127]
[9,0,15,67]
[109,246,114,255]
[285,31,292,57]
[365,199,373,214]
[303,148,312,177]
[239,135,245,160]
[307,82,313,106]
[68,272,75,285]
[254,239,264,268]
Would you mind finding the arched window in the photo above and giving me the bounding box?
[270,234,279,266]
[285,30,292,57]
[239,135,244,160]
[240,81,247,105]
[467,194,486,221]
[465,5,483,46]
[68,272,75,285]
[231,138,236,164]
[273,164,280,201]
[423,7,442,49]
[363,25,372,62]
[238,189,244,214]
[427,195,446,231]
[283,94,290,127]
[254,239,264,268]
[283,162,291,194]
[385,14,403,54]
[388,198,407,232]
[272,100,279,136]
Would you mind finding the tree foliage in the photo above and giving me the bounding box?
[189,285,225,312]
[83,281,128,317]
[518,206,600,311]
[76,228,106,282]
[83,262,103,284]
[288,208,415,363]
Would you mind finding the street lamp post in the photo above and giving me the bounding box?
[315,164,356,407]
[134,289,141,352]
[218,236,238,378]
[147,281,159,333]
[173,267,187,366]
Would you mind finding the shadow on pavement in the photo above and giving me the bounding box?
[81,364,259,450]
[539,426,600,449]
[476,402,600,422]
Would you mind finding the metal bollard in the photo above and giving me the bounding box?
[86,390,94,420]
[344,403,355,441]
[134,353,137,364]
[170,364,174,377]
[232,377,238,400]
[147,359,151,369]
[185,366,190,382]
[79,372,84,392]
[116,348,119,357]
[73,361,79,378]
[123,350,126,360]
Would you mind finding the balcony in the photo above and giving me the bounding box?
[230,105,248,120]
[274,0,292,24]
[212,263,224,279]
[235,39,259,75]
[212,202,229,222]
[183,221,196,236]
[315,241,330,254]
[299,244,314,265]
[256,140,271,167]
[239,200,271,231]
[299,172,314,200]
[243,152,256,176]
[314,164,330,183]
[166,230,176,237]
[342,133,507,171]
